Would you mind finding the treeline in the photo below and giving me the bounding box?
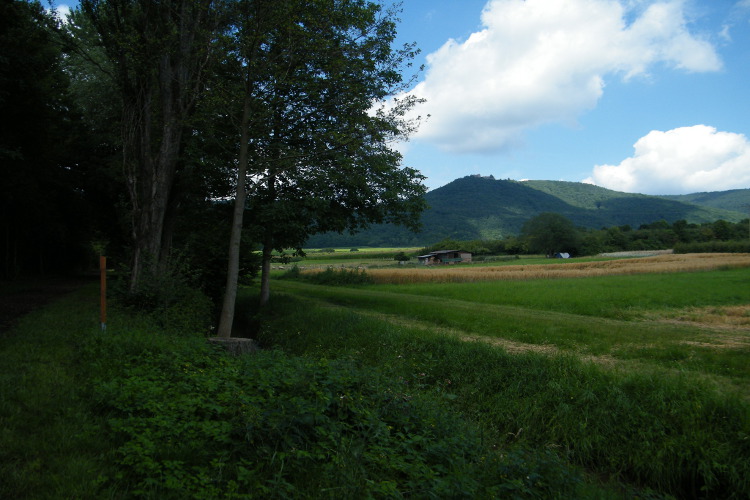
[1,1,426,331]
[418,217,750,258]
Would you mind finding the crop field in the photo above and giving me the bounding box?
[302,252,750,283]
[257,253,750,498]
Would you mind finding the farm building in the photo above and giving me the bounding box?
[417,250,472,265]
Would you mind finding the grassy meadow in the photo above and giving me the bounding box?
[2,252,748,498]
[258,252,750,498]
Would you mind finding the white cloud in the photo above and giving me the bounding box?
[406,0,721,153]
[583,125,750,194]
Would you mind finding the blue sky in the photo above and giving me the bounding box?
[384,0,750,194]
[55,0,750,195]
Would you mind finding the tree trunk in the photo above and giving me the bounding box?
[85,0,214,292]
[216,94,252,338]
[127,134,178,290]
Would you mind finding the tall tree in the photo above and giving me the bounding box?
[215,0,426,337]
[0,1,92,278]
[80,0,221,290]
[521,212,580,257]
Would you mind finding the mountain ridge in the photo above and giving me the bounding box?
[306,176,748,248]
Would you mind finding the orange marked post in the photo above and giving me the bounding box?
[100,256,107,331]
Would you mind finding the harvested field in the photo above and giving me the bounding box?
[352,253,750,284]
[646,304,750,332]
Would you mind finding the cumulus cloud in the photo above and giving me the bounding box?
[583,125,750,194]
[405,0,721,153]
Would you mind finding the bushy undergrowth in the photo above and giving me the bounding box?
[253,290,750,499]
[111,260,213,335]
[282,265,374,285]
[84,326,584,498]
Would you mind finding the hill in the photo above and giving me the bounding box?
[306,176,747,248]
[660,189,750,214]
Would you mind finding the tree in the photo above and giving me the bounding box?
[79,0,223,290]
[214,0,426,337]
[0,1,94,277]
[521,212,580,257]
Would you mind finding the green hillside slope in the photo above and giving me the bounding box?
[661,189,750,213]
[306,176,746,248]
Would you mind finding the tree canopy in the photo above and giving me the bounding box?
[521,212,580,257]
[6,0,427,328]
[212,0,426,334]
[0,1,97,278]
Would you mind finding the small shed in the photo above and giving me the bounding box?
[417,250,472,265]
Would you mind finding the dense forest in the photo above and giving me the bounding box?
[0,0,428,331]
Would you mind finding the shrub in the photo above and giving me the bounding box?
[305,267,374,285]
[279,263,302,280]
[394,251,409,262]
[111,258,213,335]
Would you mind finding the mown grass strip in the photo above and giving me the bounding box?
[0,286,121,499]
[273,280,750,386]
[369,266,750,319]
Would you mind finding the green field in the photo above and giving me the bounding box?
[2,259,748,498]
[254,260,750,498]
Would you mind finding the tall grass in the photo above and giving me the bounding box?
[253,290,750,499]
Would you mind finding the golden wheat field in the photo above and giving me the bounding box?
[323,253,750,284]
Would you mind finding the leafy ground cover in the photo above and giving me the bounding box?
[1,283,598,498]
[261,261,750,498]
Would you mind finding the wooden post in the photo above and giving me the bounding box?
[100,256,107,331]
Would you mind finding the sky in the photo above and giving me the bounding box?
[383,0,750,194]
[54,0,750,195]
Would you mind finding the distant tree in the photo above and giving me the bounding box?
[521,213,579,257]
[578,230,605,256]
[712,220,733,240]
[394,252,409,262]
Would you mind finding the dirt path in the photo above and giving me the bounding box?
[0,277,94,334]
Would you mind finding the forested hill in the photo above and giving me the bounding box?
[306,176,747,248]
[659,189,750,214]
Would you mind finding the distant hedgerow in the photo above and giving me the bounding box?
[304,267,374,285]
[674,240,750,253]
